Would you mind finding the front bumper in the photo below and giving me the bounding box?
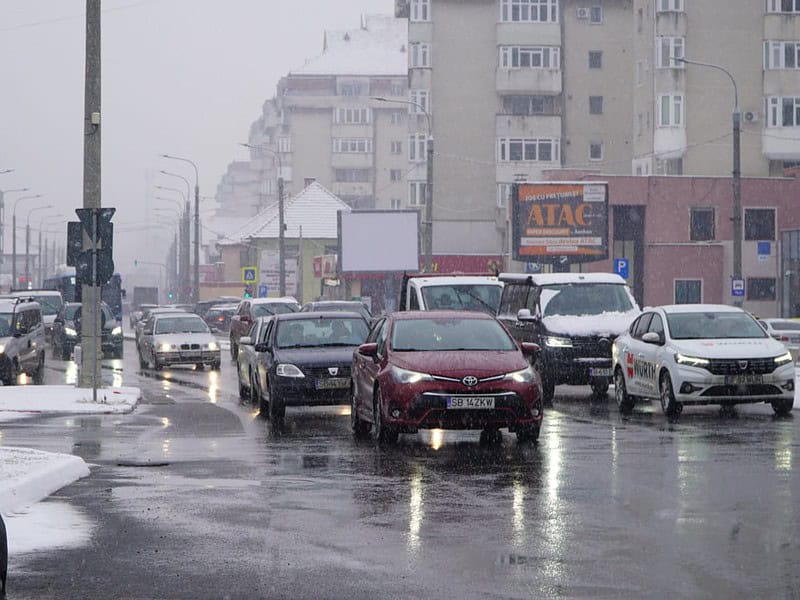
[543,346,613,385]
[272,366,352,406]
[671,362,796,405]
[156,349,221,366]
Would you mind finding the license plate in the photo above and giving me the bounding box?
[724,374,763,385]
[181,351,201,358]
[446,396,495,409]
[316,377,349,390]
[589,368,612,377]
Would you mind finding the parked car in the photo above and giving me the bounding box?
[0,296,46,385]
[351,310,543,445]
[52,302,123,360]
[758,318,800,354]
[612,305,795,416]
[203,303,239,333]
[235,316,273,402]
[137,312,221,370]
[497,272,640,404]
[301,300,372,323]
[134,306,185,349]
[251,312,370,424]
[229,297,300,359]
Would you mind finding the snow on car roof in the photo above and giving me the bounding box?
[408,276,502,287]
[499,272,626,286]
[656,304,745,314]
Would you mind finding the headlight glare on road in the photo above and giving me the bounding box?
[544,336,572,348]
[674,353,710,367]
[64,327,78,337]
[111,326,122,336]
[503,366,535,383]
[391,366,433,384]
[207,342,219,351]
[276,363,305,378]
[774,351,793,366]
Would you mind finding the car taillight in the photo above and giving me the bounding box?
[217,317,224,322]
[780,336,790,341]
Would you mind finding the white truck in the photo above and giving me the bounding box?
[398,273,504,314]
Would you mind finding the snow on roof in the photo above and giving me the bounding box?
[658,304,745,314]
[499,273,627,286]
[221,182,351,244]
[290,15,407,77]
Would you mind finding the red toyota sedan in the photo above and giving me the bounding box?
[351,310,543,444]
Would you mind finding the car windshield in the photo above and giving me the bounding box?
[667,312,769,340]
[0,311,12,337]
[253,303,298,317]
[155,317,209,334]
[275,318,368,348]
[64,305,80,321]
[421,284,502,313]
[392,317,516,351]
[540,283,634,317]
[766,320,800,331]
[29,294,62,316]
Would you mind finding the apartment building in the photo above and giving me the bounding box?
[215,15,408,218]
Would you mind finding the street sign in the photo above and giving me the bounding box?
[242,267,258,283]
[72,208,116,285]
[613,257,629,279]
[757,241,771,262]
[258,284,268,298]
[732,279,745,297]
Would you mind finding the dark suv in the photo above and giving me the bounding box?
[497,273,640,404]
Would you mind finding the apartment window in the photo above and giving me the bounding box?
[499,0,559,23]
[332,138,373,153]
[334,169,370,183]
[766,96,800,127]
[655,157,683,175]
[334,108,371,124]
[390,141,403,154]
[589,51,603,69]
[390,198,402,209]
[690,207,715,241]
[767,0,800,13]
[590,5,603,23]
[277,136,291,153]
[657,94,683,127]
[408,133,428,162]
[589,96,603,115]
[409,181,428,206]
[657,0,684,11]
[339,83,365,97]
[410,0,430,22]
[764,41,800,69]
[744,208,776,240]
[500,46,560,69]
[589,142,603,161]
[657,37,685,68]
[498,137,561,162]
[390,111,403,125]
[675,280,702,304]
[747,278,777,301]
[390,82,405,97]
[390,169,404,182]
[504,95,555,115]
[497,183,514,208]
[410,43,431,68]
[409,89,430,114]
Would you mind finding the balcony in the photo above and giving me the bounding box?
[496,114,561,138]
[331,153,374,169]
[762,127,800,160]
[653,127,687,159]
[496,68,561,94]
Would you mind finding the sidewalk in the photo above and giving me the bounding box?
[0,385,140,423]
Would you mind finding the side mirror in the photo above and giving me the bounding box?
[240,336,253,346]
[517,308,537,321]
[254,343,270,353]
[520,342,540,357]
[641,331,663,345]
[357,342,379,358]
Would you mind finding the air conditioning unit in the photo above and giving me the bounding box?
[576,7,589,19]
[744,110,759,123]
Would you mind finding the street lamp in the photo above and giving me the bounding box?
[372,96,434,272]
[25,204,54,286]
[240,142,286,296]
[156,178,190,302]
[161,154,200,303]
[10,193,40,288]
[36,213,63,286]
[676,57,742,306]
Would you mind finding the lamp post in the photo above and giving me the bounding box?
[156,178,190,302]
[240,142,286,296]
[676,57,742,306]
[161,155,200,303]
[36,214,63,286]
[372,96,433,272]
[0,186,28,273]
[25,205,53,286]
[10,193,40,288]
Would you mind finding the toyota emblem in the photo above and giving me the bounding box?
[462,375,478,387]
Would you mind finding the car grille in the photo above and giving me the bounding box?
[550,335,617,360]
[700,384,782,397]
[180,343,201,350]
[304,366,351,378]
[705,358,776,375]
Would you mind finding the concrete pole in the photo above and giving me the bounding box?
[278,176,286,296]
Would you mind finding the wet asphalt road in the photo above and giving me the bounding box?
[2,338,800,599]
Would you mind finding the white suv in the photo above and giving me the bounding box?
[0,297,46,385]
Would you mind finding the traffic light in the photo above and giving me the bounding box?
[167,291,175,300]
[244,284,253,298]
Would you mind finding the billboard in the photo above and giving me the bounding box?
[338,210,419,273]
[511,182,608,264]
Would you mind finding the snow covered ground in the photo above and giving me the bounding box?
[0,384,140,423]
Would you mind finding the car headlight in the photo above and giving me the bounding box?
[0,345,5,354]
[503,366,535,383]
[207,342,219,351]
[544,336,573,348]
[111,326,122,336]
[159,343,176,352]
[276,363,305,378]
[64,327,78,337]
[775,351,794,366]
[391,365,433,384]
[674,353,710,367]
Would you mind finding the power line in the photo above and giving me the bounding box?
[0,0,162,33]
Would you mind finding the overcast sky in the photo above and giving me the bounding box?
[0,0,394,285]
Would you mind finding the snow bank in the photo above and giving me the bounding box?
[5,501,93,555]
[0,385,140,422]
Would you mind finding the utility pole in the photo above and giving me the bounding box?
[194,182,200,303]
[80,0,102,396]
[278,176,286,296]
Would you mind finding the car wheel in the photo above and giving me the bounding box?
[371,387,398,444]
[256,376,269,417]
[351,385,370,439]
[230,339,238,361]
[771,398,794,416]
[112,347,123,359]
[614,368,635,414]
[3,360,18,386]
[516,425,540,444]
[237,366,249,400]
[195,363,204,371]
[659,371,681,417]
[535,359,555,406]
[591,377,610,398]
[210,361,221,371]
[32,354,45,385]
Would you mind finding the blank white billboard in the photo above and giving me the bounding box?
[339,210,419,272]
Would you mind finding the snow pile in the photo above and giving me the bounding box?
[0,385,140,422]
[542,311,639,337]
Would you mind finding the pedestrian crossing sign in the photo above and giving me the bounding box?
[242,267,258,283]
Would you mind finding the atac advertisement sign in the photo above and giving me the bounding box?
[511,182,608,264]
